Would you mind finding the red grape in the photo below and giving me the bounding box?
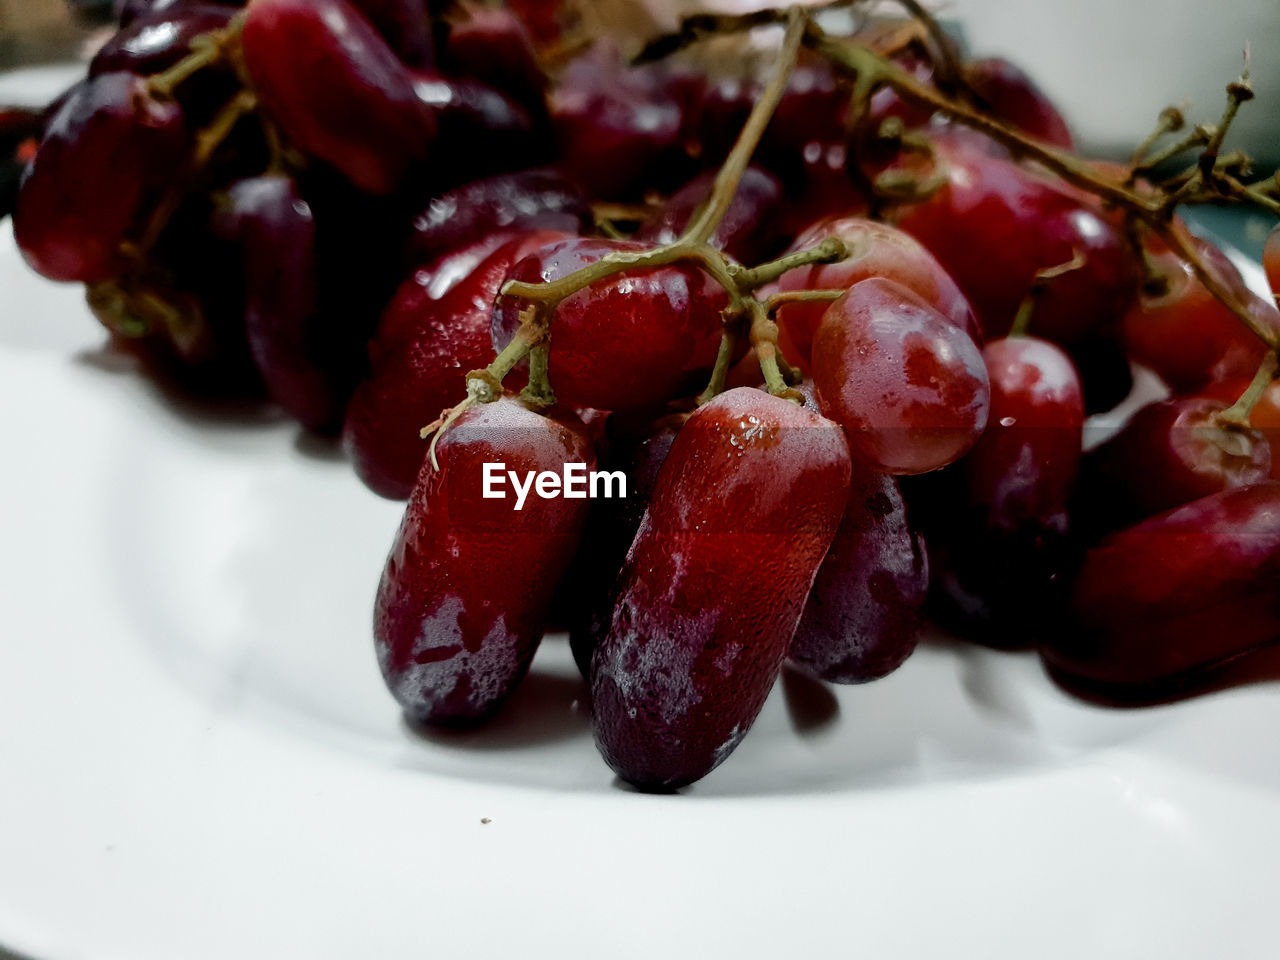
[1078,397,1271,536]
[439,5,547,121]
[1265,224,1280,298]
[15,73,188,284]
[891,134,1139,342]
[591,388,851,790]
[964,58,1075,150]
[1200,377,1280,481]
[241,0,435,196]
[404,168,589,267]
[1120,233,1277,392]
[770,216,979,363]
[790,465,927,683]
[812,277,990,474]
[491,237,728,411]
[636,165,785,265]
[217,175,347,432]
[92,4,237,78]
[345,230,571,500]
[348,0,435,67]
[1046,483,1280,692]
[375,397,595,725]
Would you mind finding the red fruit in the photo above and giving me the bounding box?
[348,0,435,67]
[636,165,785,265]
[242,0,435,196]
[920,336,1084,643]
[1047,483,1280,691]
[591,388,851,790]
[770,216,979,362]
[1078,397,1271,536]
[92,4,237,78]
[375,397,595,725]
[892,135,1139,342]
[491,237,728,411]
[439,4,547,120]
[345,230,570,500]
[404,168,588,267]
[964,58,1075,151]
[1265,224,1280,297]
[218,175,345,432]
[812,277,990,475]
[15,73,187,284]
[1120,233,1277,392]
[790,467,927,684]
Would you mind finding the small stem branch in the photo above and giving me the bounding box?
[1218,351,1278,428]
[765,288,848,312]
[696,328,741,405]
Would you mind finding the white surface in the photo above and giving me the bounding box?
[3,224,1280,960]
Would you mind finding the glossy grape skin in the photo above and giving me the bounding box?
[790,466,927,683]
[1077,397,1271,538]
[892,135,1139,343]
[375,397,595,726]
[242,0,435,196]
[409,73,549,189]
[348,0,435,67]
[345,230,571,500]
[922,337,1084,643]
[15,73,188,284]
[812,278,990,475]
[1044,483,1280,692]
[491,238,728,412]
[591,388,851,790]
[964,58,1075,150]
[566,412,683,679]
[439,5,547,121]
[1120,234,1277,392]
[636,165,784,265]
[770,216,979,363]
[217,175,347,432]
[92,3,235,77]
[115,0,241,27]
[550,45,687,200]
[403,168,589,267]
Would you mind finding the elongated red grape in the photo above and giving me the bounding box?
[1201,377,1280,480]
[218,175,346,432]
[891,134,1138,342]
[592,388,851,790]
[1120,233,1276,391]
[812,277,990,475]
[790,465,927,683]
[242,0,435,196]
[345,230,571,500]
[404,168,589,267]
[771,216,979,362]
[925,336,1084,643]
[491,237,728,411]
[964,58,1075,150]
[1045,483,1280,691]
[15,73,187,283]
[1078,397,1270,537]
[636,165,784,265]
[376,397,594,725]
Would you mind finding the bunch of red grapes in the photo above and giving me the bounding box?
[8,0,1280,791]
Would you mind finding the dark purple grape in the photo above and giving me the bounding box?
[348,0,435,67]
[790,466,928,683]
[439,5,547,120]
[636,165,785,265]
[215,175,349,432]
[409,72,552,189]
[115,0,241,28]
[15,73,188,284]
[404,168,589,267]
[92,4,236,78]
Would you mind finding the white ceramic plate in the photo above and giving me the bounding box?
[3,208,1280,957]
